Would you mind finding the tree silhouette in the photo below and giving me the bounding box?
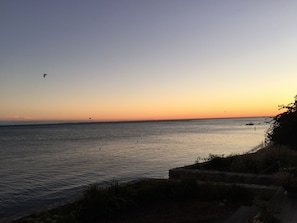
[266,95,297,147]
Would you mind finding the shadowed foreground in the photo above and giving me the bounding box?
[12,179,254,223]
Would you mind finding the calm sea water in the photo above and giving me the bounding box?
[0,117,270,221]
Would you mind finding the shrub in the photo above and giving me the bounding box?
[78,182,134,222]
[198,154,236,171]
[266,95,297,147]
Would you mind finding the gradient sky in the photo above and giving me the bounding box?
[1,0,297,122]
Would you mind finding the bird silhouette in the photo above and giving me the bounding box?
[43,73,47,78]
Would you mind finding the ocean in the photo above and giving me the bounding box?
[0,117,270,221]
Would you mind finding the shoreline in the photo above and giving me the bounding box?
[6,144,291,223]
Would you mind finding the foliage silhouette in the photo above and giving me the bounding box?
[266,95,297,147]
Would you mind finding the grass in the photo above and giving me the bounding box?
[15,179,254,223]
[78,179,253,222]
[192,145,297,174]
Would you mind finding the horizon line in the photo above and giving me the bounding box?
[0,115,272,127]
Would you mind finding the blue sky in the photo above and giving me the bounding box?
[1,0,297,122]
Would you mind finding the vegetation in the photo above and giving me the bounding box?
[192,146,297,174]
[15,179,253,223]
[191,95,297,174]
[266,95,297,147]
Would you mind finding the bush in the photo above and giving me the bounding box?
[77,179,253,222]
[266,95,297,147]
[78,182,134,222]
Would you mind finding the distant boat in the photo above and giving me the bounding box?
[246,122,254,126]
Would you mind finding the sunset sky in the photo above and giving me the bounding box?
[1,0,297,123]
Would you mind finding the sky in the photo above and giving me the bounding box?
[1,0,297,123]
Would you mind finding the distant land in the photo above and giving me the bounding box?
[0,116,271,127]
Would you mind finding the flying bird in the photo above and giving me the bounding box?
[43,73,47,78]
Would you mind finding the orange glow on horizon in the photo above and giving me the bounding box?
[1,91,288,122]
[3,107,278,122]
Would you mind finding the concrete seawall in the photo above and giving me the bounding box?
[169,167,281,186]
